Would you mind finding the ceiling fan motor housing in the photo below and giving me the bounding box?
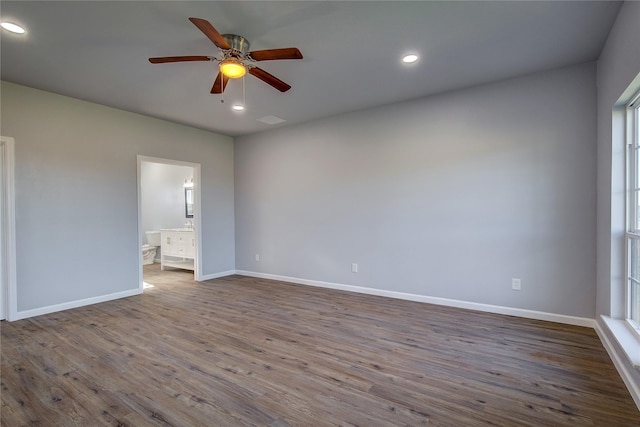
[222,34,250,55]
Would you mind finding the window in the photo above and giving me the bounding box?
[626,92,640,330]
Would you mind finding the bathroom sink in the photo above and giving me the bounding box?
[161,228,194,232]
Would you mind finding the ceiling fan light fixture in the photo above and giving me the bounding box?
[232,104,245,111]
[220,59,246,78]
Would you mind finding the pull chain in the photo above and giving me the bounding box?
[220,74,225,104]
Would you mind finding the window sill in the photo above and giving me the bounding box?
[601,315,640,370]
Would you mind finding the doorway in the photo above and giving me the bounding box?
[137,156,202,290]
[1,136,17,320]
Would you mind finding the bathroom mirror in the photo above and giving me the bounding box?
[185,187,194,218]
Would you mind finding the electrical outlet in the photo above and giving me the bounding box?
[512,278,521,291]
[255,254,260,262]
[351,263,358,273]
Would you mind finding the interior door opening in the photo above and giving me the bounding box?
[137,156,201,290]
[1,136,17,321]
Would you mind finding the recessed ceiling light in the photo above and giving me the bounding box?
[232,104,245,112]
[1,22,26,34]
[402,54,419,64]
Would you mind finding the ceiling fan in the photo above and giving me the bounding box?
[149,17,303,94]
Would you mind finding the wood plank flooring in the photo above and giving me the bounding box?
[2,264,638,426]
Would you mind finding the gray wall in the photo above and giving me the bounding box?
[596,1,640,319]
[595,1,640,394]
[1,81,235,312]
[140,161,194,241]
[235,62,597,318]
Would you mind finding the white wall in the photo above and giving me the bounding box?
[0,81,235,314]
[141,162,193,241]
[595,0,640,401]
[235,62,597,319]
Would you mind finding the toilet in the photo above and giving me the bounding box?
[142,230,161,265]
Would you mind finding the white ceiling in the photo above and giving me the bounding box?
[0,1,621,137]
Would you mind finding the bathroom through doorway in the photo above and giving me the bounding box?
[137,156,201,290]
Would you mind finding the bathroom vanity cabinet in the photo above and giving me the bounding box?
[160,229,195,272]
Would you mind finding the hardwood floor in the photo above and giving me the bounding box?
[2,264,638,426]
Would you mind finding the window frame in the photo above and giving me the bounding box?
[626,90,640,333]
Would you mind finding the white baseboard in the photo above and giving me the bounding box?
[12,269,233,320]
[234,270,595,328]
[595,318,640,410]
[199,270,236,281]
[13,288,142,321]
[12,269,594,329]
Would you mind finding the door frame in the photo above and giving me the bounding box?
[1,136,17,320]
[137,155,202,289]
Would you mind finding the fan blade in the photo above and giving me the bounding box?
[149,56,211,64]
[249,67,291,92]
[189,17,231,50]
[249,48,303,61]
[211,72,230,94]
